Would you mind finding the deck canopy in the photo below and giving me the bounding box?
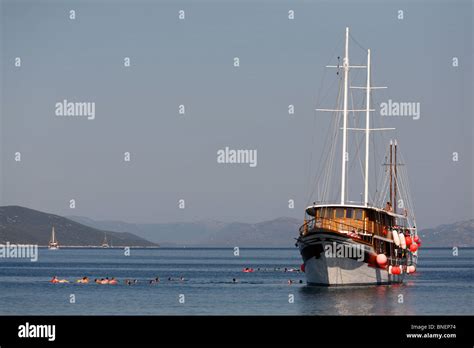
[305,204,407,220]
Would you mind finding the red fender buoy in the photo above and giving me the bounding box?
[410,243,418,252]
[392,266,401,275]
[376,254,388,267]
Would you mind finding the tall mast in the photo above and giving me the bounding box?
[51,226,55,243]
[364,49,371,206]
[317,29,391,207]
[389,140,393,209]
[340,27,350,205]
[394,139,398,214]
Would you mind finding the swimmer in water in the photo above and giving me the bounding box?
[149,277,160,284]
[51,276,68,283]
[77,276,89,284]
[287,279,293,285]
[109,277,118,285]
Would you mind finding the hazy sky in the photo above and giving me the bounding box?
[1,0,472,229]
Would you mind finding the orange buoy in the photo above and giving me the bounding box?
[392,266,401,275]
[405,236,412,247]
[414,235,420,243]
[376,254,388,267]
[410,242,418,252]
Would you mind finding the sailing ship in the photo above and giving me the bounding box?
[48,226,59,250]
[297,28,420,286]
[101,233,110,248]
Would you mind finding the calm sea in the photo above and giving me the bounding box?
[0,247,472,315]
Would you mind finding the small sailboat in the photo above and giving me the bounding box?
[48,226,59,250]
[101,233,110,248]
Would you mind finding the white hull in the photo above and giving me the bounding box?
[298,232,404,286]
[304,253,404,286]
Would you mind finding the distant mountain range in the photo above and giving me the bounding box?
[1,205,472,247]
[70,216,474,248]
[68,215,301,247]
[69,215,474,248]
[0,206,157,247]
[418,220,474,248]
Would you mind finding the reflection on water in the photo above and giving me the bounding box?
[298,283,417,315]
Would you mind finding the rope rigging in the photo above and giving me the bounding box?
[305,30,415,232]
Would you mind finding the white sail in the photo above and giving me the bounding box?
[49,226,59,250]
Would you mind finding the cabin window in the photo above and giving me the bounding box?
[346,208,353,219]
[366,210,375,221]
[323,208,333,218]
[355,209,363,220]
[335,208,344,218]
[376,212,382,224]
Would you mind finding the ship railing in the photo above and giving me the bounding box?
[299,217,374,241]
[387,256,408,266]
[305,200,372,207]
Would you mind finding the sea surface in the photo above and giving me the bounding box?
[0,247,472,315]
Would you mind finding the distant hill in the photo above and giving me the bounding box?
[0,206,157,247]
[68,216,227,246]
[205,217,301,247]
[69,215,474,248]
[419,220,474,247]
[69,216,302,247]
